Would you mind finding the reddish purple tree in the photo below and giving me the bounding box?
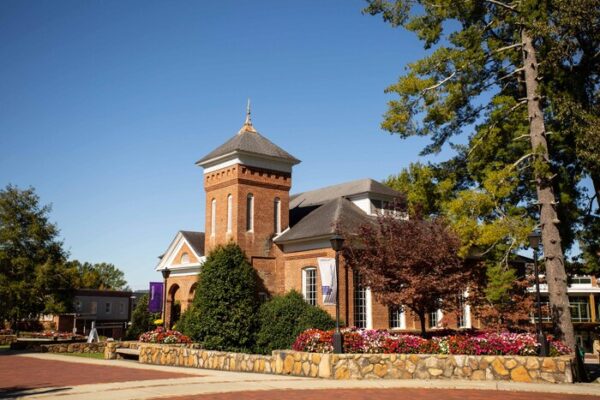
[342,214,481,336]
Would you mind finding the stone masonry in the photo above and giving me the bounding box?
[109,342,574,383]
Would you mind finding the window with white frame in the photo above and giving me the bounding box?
[181,252,189,264]
[457,291,471,329]
[227,194,233,233]
[353,272,371,328]
[429,309,442,328]
[211,198,216,236]
[570,296,591,322]
[389,306,406,329]
[302,267,317,306]
[274,197,281,234]
[246,194,254,231]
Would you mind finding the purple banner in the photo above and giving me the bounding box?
[148,282,163,313]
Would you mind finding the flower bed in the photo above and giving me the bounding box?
[138,327,191,344]
[293,328,570,356]
[19,331,86,340]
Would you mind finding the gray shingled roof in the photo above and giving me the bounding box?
[290,178,402,209]
[196,128,300,165]
[275,197,373,243]
[180,231,205,256]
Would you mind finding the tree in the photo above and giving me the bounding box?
[255,291,335,354]
[190,243,260,352]
[72,261,129,291]
[343,213,481,336]
[126,294,160,339]
[0,185,74,328]
[363,0,586,349]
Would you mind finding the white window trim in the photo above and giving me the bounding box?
[274,197,281,234]
[211,198,217,236]
[227,194,233,233]
[390,306,406,330]
[301,267,317,305]
[365,288,373,329]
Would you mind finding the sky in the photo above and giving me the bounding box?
[0,1,466,290]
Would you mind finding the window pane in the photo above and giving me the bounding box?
[354,273,367,328]
[302,268,317,306]
[389,306,404,329]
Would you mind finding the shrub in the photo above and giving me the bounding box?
[176,306,202,341]
[255,291,335,354]
[138,327,191,344]
[126,294,160,340]
[192,243,260,352]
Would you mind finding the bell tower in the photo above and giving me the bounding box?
[196,103,300,259]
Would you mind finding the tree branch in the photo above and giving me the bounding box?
[499,67,524,80]
[485,0,518,11]
[422,71,456,93]
[494,43,523,54]
[510,152,535,170]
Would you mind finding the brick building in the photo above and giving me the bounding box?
[155,108,473,333]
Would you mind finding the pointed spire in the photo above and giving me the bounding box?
[239,98,256,134]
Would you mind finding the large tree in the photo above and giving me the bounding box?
[363,0,595,349]
[70,260,129,291]
[343,213,481,336]
[0,185,76,327]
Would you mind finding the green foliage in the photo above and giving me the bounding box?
[126,294,159,340]
[255,291,335,354]
[192,243,260,352]
[69,260,129,291]
[176,305,202,340]
[0,185,73,327]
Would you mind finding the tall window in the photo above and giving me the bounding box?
[429,310,439,328]
[227,194,233,233]
[354,273,368,328]
[274,197,281,234]
[105,302,111,314]
[246,194,254,231]
[211,198,216,236]
[570,297,591,322]
[389,306,405,329]
[302,267,317,306]
[457,292,471,329]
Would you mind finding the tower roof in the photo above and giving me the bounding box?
[196,103,300,168]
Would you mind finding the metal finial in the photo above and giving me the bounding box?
[245,99,252,125]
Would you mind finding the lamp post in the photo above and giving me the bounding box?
[161,267,171,329]
[330,234,345,354]
[528,230,549,356]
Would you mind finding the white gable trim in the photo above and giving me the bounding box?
[156,232,204,271]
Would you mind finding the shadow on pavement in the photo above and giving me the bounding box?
[0,386,71,398]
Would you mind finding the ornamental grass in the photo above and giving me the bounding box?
[292,328,570,356]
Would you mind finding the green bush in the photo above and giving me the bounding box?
[192,243,260,352]
[176,305,202,340]
[126,294,160,340]
[255,290,335,354]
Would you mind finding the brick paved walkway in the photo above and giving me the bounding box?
[164,388,600,400]
[0,354,194,394]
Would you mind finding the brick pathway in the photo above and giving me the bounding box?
[0,354,194,394]
[164,388,600,400]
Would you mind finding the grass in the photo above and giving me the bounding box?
[60,352,105,360]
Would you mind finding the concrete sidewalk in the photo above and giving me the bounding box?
[12,353,600,400]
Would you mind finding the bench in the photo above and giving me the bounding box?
[115,348,140,359]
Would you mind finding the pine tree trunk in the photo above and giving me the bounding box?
[521,30,576,351]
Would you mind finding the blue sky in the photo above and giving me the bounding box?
[1,1,464,290]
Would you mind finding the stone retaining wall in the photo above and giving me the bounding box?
[41,342,105,354]
[0,335,17,345]
[112,341,573,383]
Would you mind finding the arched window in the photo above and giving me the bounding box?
[227,194,233,233]
[274,197,281,234]
[180,252,189,264]
[302,267,317,306]
[246,194,254,231]
[211,198,216,236]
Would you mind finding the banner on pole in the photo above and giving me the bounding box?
[148,282,163,313]
[318,257,336,305]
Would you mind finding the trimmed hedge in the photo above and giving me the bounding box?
[255,290,335,354]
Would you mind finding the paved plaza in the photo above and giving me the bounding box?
[1,352,600,400]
